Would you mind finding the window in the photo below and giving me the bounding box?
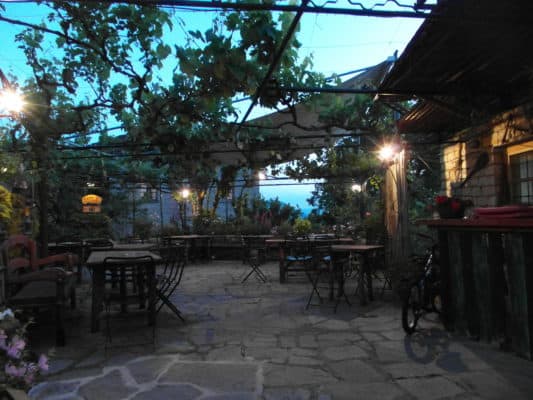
[509,148,533,205]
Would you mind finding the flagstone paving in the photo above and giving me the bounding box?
[27,261,533,399]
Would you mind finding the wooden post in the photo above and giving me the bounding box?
[383,148,410,275]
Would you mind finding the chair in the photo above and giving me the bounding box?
[102,255,156,349]
[1,235,77,346]
[155,245,186,321]
[241,236,267,283]
[281,237,313,282]
[306,244,350,312]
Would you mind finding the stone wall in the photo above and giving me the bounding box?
[441,103,533,207]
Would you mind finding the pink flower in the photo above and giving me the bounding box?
[38,354,49,372]
[5,362,26,378]
[7,336,26,359]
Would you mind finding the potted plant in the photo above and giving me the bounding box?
[292,218,312,237]
[0,309,49,399]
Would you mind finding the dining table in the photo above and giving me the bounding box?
[86,250,162,333]
[330,244,384,306]
[162,235,212,262]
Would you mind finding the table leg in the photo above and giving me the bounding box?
[366,253,374,302]
[120,267,127,313]
[147,264,156,326]
[359,254,368,306]
[91,269,104,333]
[279,246,286,283]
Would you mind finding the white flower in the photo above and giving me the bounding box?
[0,308,14,320]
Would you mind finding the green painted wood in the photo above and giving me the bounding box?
[505,233,533,359]
[438,230,453,329]
[471,232,493,341]
[448,231,467,334]
[489,233,507,341]
[461,233,480,338]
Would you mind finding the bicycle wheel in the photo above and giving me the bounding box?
[402,283,422,334]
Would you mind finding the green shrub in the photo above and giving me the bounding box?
[293,218,312,236]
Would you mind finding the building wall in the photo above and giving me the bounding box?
[441,102,533,207]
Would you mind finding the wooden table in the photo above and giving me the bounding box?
[330,244,384,306]
[162,235,212,262]
[86,250,161,333]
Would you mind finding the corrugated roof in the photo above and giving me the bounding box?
[379,0,533,135]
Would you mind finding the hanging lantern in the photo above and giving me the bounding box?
[82,194,102,213]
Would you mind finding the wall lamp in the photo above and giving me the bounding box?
[377,142,402,164]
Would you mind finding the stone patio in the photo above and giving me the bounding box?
[26,260,533,399]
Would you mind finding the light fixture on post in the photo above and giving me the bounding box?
[180,188,191,233]
[377,136,410,277]
[377,142,402,164]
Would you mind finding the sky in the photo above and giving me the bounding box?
[0,1,425,215]
[255,10,424,213]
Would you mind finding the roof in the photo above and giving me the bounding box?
[210,59,394,167]
[378,0,533,135]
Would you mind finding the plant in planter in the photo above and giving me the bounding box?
[0,309,49,398]
[292,218,312,237]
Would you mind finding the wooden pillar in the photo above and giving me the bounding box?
[383,149,410,273]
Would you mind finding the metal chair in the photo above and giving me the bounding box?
[155,245,186,321]
[102,255,155,350]
[281,237,313,282]
[241,236,268,283]
[306,244,350,312]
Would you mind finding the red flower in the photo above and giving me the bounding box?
[435,195,449,205]
[450,199,462,211]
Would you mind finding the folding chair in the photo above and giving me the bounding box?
[155,245,186,321]
[241,236,267,283]
[306,245,351,312]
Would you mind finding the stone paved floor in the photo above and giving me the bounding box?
[26,260,533,399]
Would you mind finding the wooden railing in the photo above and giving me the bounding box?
[420,218,533,359]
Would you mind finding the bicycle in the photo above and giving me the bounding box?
[402,234,441,334]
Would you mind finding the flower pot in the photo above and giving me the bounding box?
[437,204,464,219]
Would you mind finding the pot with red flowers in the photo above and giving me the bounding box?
[434,195,467,219]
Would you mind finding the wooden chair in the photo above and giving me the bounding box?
[1,235,77,346]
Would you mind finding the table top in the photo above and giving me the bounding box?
[266,237,354,245]
[163,235,210,240]
[86,250,161,266]
[330,244,384,253]
[108,243,156,251]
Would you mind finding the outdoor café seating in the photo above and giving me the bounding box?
[1,234,78,346]
[155,244,186,321]
[241,235,268,283]
[100,254,157,349]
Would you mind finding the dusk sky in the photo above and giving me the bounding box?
[0,2,425,214]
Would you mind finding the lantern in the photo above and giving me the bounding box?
[82,194,102,213]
